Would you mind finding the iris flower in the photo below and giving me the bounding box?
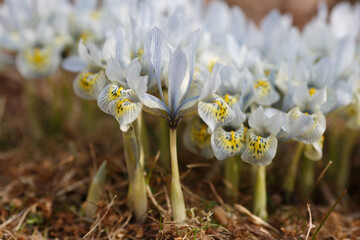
[142,27,234,221]
[63,39,114,99]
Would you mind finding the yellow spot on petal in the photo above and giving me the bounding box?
[25,47,49,69]
[231,130,236,147]
[223,94,237,106]
[212,100,225,113]
[108,86,125,101]
[191,121,210,143]
[212,125,246,158]
[137,48,144,58]
[115,98,134,114]
[254,80,269,89]
[208,60,216,72]
[79,31,92,42]
[199,95,234,128]
[90,11,101,20]
[247,133,270,158]
[309,87,317,97]
[79,72,95,91]
[131,48,145,59]
[224,94,230,103]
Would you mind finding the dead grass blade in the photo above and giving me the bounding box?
[15,203,37,231]
[186,163,211,168]
[109,211,132,239]
[82,195,117,239]
[234,204,280,234]
[204,180,224,206]
[147,185,167,216]
[305,204,315,240]
[308,161,332,196]
[0,208,28,229]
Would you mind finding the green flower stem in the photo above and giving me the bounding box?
[24,81,42,139]
[159,118,170,172]
[60,71,74,124]
[136,112,150,166]
[85,161,107,217]
[284,142,304,196]
[301,156,315,194]
[169,128,186,222]
[253,166,268,220]
[123,124,148,222]
[46,76,61,132]
[337,130,357,193]
[224,156,241,203]
[82,100,96,132]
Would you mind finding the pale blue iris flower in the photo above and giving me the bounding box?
[0,0,69,79]
[211,103,246,160]
[241,106,285,166]
[63,39,114,99]
[141,27,235,130]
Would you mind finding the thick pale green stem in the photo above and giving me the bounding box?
[128,165,147,223]
[253,166,268,220]
[224,156,241,203]
[137,113,150,166]
[134,114,145,167]
[123,125,148,222]
[284,142,304,195]
[85,161,107,217]
[337,130,357,193]
[169,128,186,222]
[301,156,315,194]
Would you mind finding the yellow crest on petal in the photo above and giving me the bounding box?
[253,78,279,105]
[24,47,51,71]
[241,129,277,166]
[211,125,246,160]
[288,107,326,144]
[183,117,213,159]
[17,45,60,79]
[222,94,238,107]
[73,68,107,99]
[97,84,128,114]
[198,94,235,132]
[110,91,142,131]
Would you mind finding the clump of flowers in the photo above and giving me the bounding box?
[1,0,360,225]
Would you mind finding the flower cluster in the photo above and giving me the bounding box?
[1,0,360,221]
